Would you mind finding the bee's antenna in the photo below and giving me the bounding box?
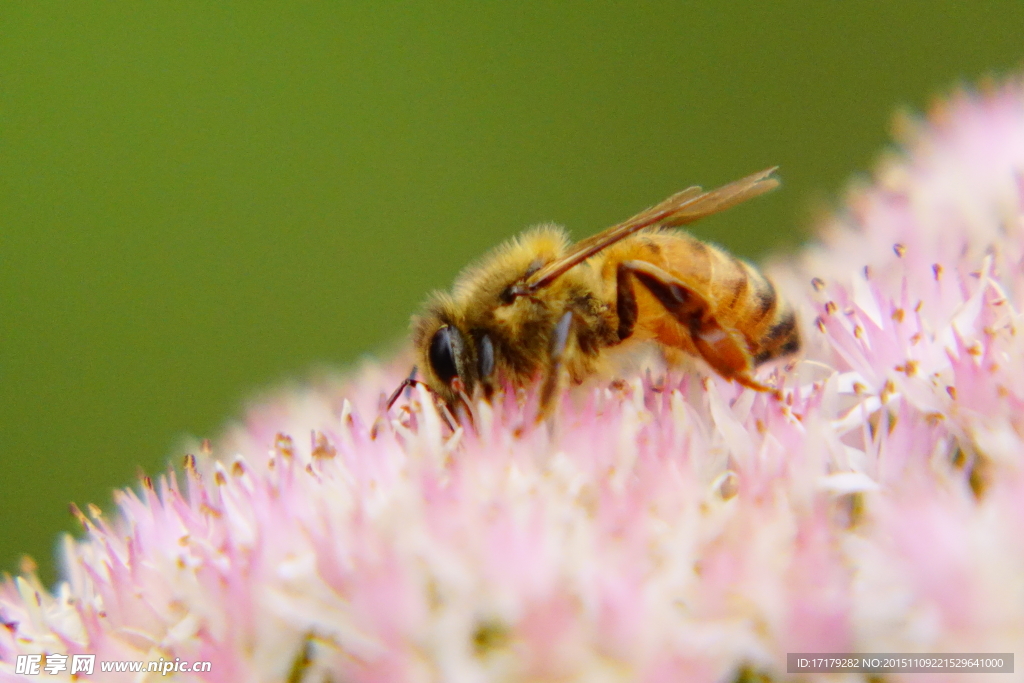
[386,366,425,410]
[385,366,461,433]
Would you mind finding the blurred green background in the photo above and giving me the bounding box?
[3,2,1024,584]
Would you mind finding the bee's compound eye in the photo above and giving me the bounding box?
[478,334,495,378]
[429,326,462,386]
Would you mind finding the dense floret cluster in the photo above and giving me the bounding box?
[4,82,1024,682]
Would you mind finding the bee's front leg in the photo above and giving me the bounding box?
[616,260,770,392]
[536,310,574,421]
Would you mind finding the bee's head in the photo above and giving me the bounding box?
[412,302,496,406]
[409,227,568,405]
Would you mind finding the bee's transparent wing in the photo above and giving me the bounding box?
[522,167,779,293]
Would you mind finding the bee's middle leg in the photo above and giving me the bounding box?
[536,310,574,421]
[615,260,769,391]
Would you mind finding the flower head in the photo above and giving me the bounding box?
[5,82,1024,682]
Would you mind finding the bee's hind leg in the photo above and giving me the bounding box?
[536,310,574,422]
[616,260,770,392]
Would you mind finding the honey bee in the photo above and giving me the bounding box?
[399,168,799,417]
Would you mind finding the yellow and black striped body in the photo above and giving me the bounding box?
[594,231,799,386]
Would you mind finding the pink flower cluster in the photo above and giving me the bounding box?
[5,82,1024,682]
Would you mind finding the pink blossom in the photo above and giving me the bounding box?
[5,81,1024,682]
